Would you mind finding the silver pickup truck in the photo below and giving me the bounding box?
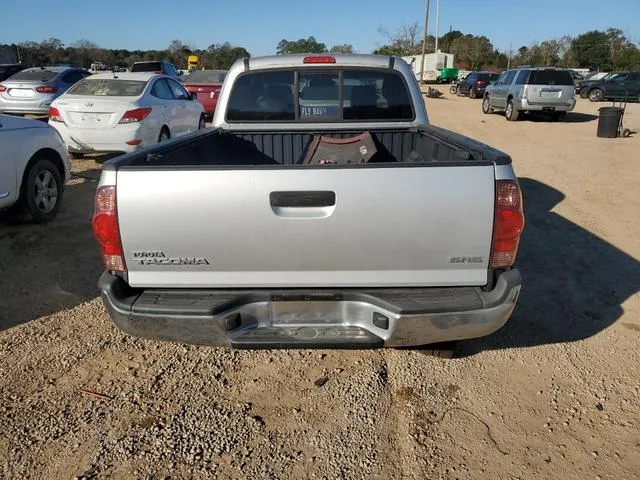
[93,54,524,351]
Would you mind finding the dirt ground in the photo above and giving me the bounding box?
[1,90,639,480]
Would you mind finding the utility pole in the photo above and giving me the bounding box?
[507,42,512,69]
[16,44,21,64]
[434,0,440,53]
[419,0,431,84]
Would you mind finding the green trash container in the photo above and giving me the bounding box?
[597,107,623,138]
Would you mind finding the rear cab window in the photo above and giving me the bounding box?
[226,68,414,122]
[528,70,574,86]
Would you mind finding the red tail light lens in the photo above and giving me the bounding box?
[119,107,152,124]
[476,81,487,86]
[48,106,64,122]
[92,186,126,272]
[490,181,524,269]
[0,85,6,92]
[303,56,336,64]
[36,86,58,93]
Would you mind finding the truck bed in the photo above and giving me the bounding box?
[110,125,512,168]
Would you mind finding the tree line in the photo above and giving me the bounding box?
[371,24,640,71]
[1,27,638,73]
[0,39,250,71]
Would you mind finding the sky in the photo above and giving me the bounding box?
[1,0,639,55]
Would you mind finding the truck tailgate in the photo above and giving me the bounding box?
[116,166,495,288]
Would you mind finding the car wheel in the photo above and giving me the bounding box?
[449,85,458,95]
[198,114,206,130]
[482,96,493,114]
[505,100,519,121]
[589,89,603,102]
[158,127,170,143]
[22,157,63,223]
[579,88,590,99]
[469,87,477,99]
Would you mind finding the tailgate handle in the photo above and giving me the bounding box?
[270,191,336,208]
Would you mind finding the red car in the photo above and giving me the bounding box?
[182,70,227,117]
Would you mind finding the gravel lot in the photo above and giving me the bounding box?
[1,91,639,479]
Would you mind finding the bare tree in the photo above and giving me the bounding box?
[377,22,422,56]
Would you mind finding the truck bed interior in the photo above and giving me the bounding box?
[116,125,511,168]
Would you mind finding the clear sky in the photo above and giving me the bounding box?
[1,0,638,55]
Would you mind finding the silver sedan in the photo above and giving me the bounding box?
[0,67,90,116]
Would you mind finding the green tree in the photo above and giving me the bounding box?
[570,30,611,69]
[451,35,493,70]
[329,44,354,54]
[276,37,327,55]
[206,43,250,69]
[439,30,463,52]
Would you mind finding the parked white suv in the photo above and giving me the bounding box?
[482,67,576,121]
[0,115,70,222]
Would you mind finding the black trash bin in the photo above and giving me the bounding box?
[597,107,623,138]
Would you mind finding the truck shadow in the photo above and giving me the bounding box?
[0,169,103,331]
[458,177,640,356]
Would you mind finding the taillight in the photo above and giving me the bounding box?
[92,186,126,272]
[477,80,486,86]
[303,56,336,64]
[48,106,64,122]
[36,85,58,93]
[0,85,6,92]
[118,107,152,124]
[490,181,524,269]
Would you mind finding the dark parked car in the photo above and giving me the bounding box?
[130,61,182,78]
[0,64,26,83]
[576,72,624,98]
[458,71,500,99]
[585,72,640,102]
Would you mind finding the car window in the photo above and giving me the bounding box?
[131,62,162,73]
[515,70,530,85]
[151,78,173,99]
[184,70,227,84]
[165,64,178,76]
[62,71,85,84]
[610,74,629,83]
[502,71,517,85]
[8,69,58,82]
[67,79,148,96]
[528,70,574,86]
[167,78,190,99]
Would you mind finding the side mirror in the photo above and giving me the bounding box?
[190,92,197,101]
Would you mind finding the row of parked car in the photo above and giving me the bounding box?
[452,66,640,122]
[0,61,229,223]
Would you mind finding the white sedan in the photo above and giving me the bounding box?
[0,115,71,223]
[48,72,205,156]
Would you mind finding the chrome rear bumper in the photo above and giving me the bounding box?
[99,269,521,349]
